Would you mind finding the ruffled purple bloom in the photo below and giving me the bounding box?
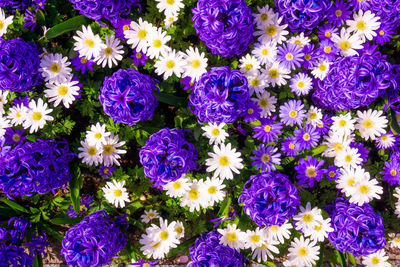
[0,38,42,92]
[4,128,25,145]
[188,231,246,266]
[295,156,327,187]
[62,210,127,267]
[277,43,304,70]
[294,125,320,150]
[361,0,400,31]
[99,69,159,126]
[71,54,95,75]
[239,172,300,227]
[139,128,198,189]
[67,195,94,218]
[189,66,249,124]
[275,0,332,33]
[251,144,281,172]
[381,159,400,185]
[0,139,75,198]
[279,99,306,127]
[180,76,195,91]
[25,232,48,257]
[192,0,254,58]
[8,217,31,242]
[0,244,33,266]
[326,197,386,257]
[281,136,300,157]
[68,0,141,25]
[313,52,396,111]
[0,0,32,11]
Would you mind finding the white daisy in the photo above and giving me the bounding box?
[311,60,331,80]
[73,25,106,60]
[346,10,381,42]
[306,106,323,126]
[180,179,206,212]
[182,46,208,82]
[289,32,311,48]
[164,13,178,29]
[349,177,382,206]
[124,18,155,53]
[154,49,185,80]
[218,224,246,250]
[201,122,228,145]
[265,221,293,244]
[86,122,111,147]
[389,233,400,248]
[263,61,290,86]
[163,175,192,198]
[247,71,267,96]
[102,180,130,208]
[287,236,320,267]
[332,28,364,57]
[252,239,280,263]
[155,0,184,17]
[293,202,324,234]
[239,54,260,76]
[0,90,8,115]
[362,249,391,267]
[307,218,334,242]
[322,131,351,158]
[255,16,289,44]
[205,143,243,180]
[0,116,10,138]
[7,103,28,126]
[39,53,72,84]
[174,221,185,239]
[290,72,313,96]
[336,166,369,197]
[0,8,13,37]
[334,146,362,169]
[44,79,80,108]
[95,35,124,68]
[23,99,53,133]
[253,5,277,27]
[355,109,388,141]
[252,41,278,65]
[78,139,103,166]
[244,228,265,250]
[376,133,396,149]
[330,113,356,137]
[102,133,126,166]
[140,209,160,224]
[252,91,277,118]
[201,176,226,206]
[146,28,171,60]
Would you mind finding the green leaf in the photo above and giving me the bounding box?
[347,252,356,266]
[316,244,324,267]
[167,236,198,257]
[50,216,83,225]
[153,91,186,107]
[69,163,82,214]
[0,198,29,213]
[45,15,88,39]
[36,10,45,26]
[311,145,327,156]
[391,109,400,135]
[33,254,43,267]
[264,262,277,267]
[335,250,348,267]
[42,223,63,242]
[217,196,232,218]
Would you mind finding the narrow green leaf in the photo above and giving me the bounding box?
[36,10,45,26]
[316,244,325,267]
[0,198,29,213]
[217,196,232,218]
[264,262,277,267]
[50,216,82,225]
[347,252,356,266]
[153,91,186,107]
[45,15,87,39]
[33,254,43,267]
[311,145,327,156]
[42,223,63,242]
[167,236,198,257]
[335,250,348,267]
[69,163,82,214]
[391,109,400,135]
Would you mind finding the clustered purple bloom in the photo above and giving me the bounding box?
[188,231,246,267]
[240,172,300,227]
[275,0,332,33]
[99,69,159,126]
[367,0,400,43]
[62,210,127,267]
[189,66,249,124]
[0,139,75,198]
[313,52,396,111]
[192,0,254,58]
[0,0,32,10]
[0,38,42,92]
[0,244,33,266]
[139,128,198,188]
[68,0,141,25]
[326,198,386,257]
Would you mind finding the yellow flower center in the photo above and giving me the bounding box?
[160,231,169,240]
[188,188,199,200]
[208,186,217,194]
[114,189,122,197]
[269,68,279,78]
[172,181,181,189]
[32,112,42,121]
[211,128,220,136]
[152,39,162,48]
[94,132,102,139]
[356,20,367,31]
[289,143,295,149]
[247,108,254,114]
[227,232,237,242]
[289,110,298,118]
[16,111,21,118]
[391,169,397,176]
[80,57,88,64]
[12,134,20,142]
[303,133,310,141]
[339,119,347,127]
[261,48,269,56]
[259,243,268,250]
[166,60,175,69]
[371,257,380,265]
[381,135,388,141]
[264,125,271,132]
[259,98,268,108]
[294,40,302,47]
[363,119,374,129]
[251,234,260,243]
[191,59,201,69]
[319,64,327,71]
[298,247,308,257]
[304,54,311,60]
[50,63,60,73]
[152,242,160,248]
[329,171,335,178]
[57,85,68,96]
[103,168,109,174]
[345,155,352,162]
[143,264,150,267]
[244,63,253,71]
[103,144,114,155]
[104,47,113,56]
[325,31,331,38]
[333,143,344,152]
[166,0,174,5]
[340,41,350,51]
[0,21,4,30]
[303,214,313,223]
[176,227,183,234]
[348,178,355,187]
[136,52,142,59]
[260,13,268,22]
[87,147,97,156]
[314,225,322,231]
[85,39,95,48]
[262,154,270,163]
[359,185,370,194]
[266,25,277,36]
[123,25,130,31]
[285,53,294,60]
[297,81,304,88]
[335,9,342,17]
[250,78,259,86]
[323,46,332,54]
[138,29,147,40]
[219,156,230,166]
[379,30,384,36]
[306,167,316,177]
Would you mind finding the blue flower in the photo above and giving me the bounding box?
[295,156,327,187]
[192,0,254,58]
[0,0,32,11]
[239,172,300,227]
[99,69,159,126]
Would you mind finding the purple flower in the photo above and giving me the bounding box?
[251,144,281,172]
[281,136,300,157]
[315,114,332,135]
[277,43,304,70]
[326,0,352,26]
[0,0,32,11]
[242,100,261,123]
[113,18,132,40]
[99,69,159,126]
[381,159,400,185]
[4,128,25,145]
[295,156,326,187]
[132,259,158,267]
[294,125,320,150]
[0,244,33,266]
[275,0,332,33]
[71,54,95,75]
[318,39,339,61]
[180,76,195,91]
[23,10,37,31]
[374,25,395,45]
[67,195,94,218]
[313,52,395,111]
[68,0,141,25]
[8,217,31,242]
[0,38,42,92]
[301,44,319,69]
[192,0,254,58]
[188,231,246,266]
[239,172,300,227]
[326,165,340,181]
[33,0,46,10]
[131,49,148,67]
[252,116,282,143]
[279,100,306,126]
[99,165,114,178]
[366,0,400,32]
[189,66,249,124]
[326,197,386,257]
[62,210,127,267]
[139,128,198,189]
[317,24,338,40]
[350,142,369,164]
[0,139,75,198]
[25,232,48,257]
[210,206,236,228]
